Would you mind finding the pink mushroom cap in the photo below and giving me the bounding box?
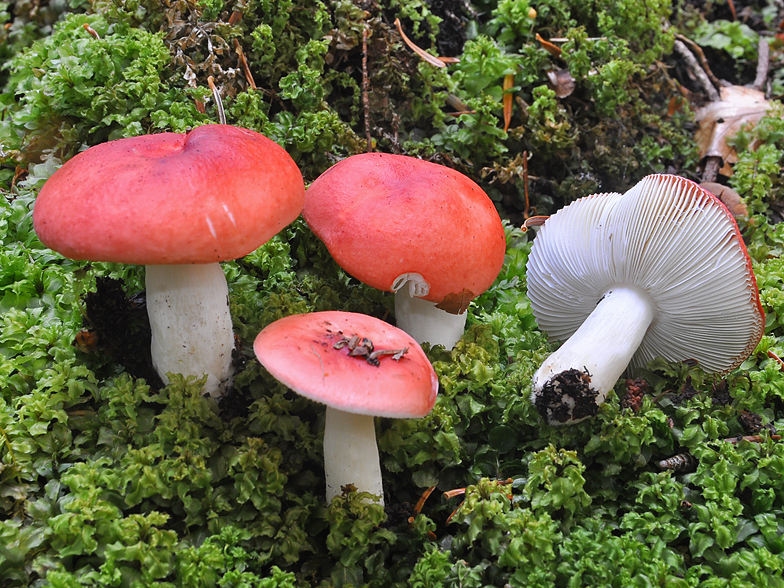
[33,124,305,265]
[303,153,507,314]
[253,311,438,418]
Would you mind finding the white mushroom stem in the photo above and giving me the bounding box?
[532,286,655,423]
[145,263,235,398]
[393,273,468,350]
[323,407,384,504]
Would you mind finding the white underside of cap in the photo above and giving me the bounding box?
[527,175,763,375]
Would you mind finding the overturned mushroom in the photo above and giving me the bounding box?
[527,174,764,425]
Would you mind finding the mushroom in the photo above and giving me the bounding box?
[253,311,438,504]
[33,124,305,398]
[526,174,764,425]
[303,153,507,350]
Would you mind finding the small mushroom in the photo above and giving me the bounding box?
[527,174,764,425]
[303,153,507,349]
[253,311,438,504]
[34,124,305,398]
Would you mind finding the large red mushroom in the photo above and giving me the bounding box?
[34,124,305,398]
[304,153,507,349]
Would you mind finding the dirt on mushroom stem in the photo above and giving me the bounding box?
[534,367,601,424]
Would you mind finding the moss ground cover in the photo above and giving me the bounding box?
[1,0,784,586]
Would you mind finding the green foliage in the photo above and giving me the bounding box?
[728,107,784,216]
[485,0,537,49]
[0,13,207,166]
[524,445,591,519]
[695,19,759,63]
[3,1,784,587]
[525,85,575,153]
[326,493,396,586]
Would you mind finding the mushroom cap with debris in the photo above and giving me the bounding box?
[253,311,438,418]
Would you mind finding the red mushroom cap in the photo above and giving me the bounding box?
[253,311,438,418]
[33,124,305,265]
[303,153,506,313]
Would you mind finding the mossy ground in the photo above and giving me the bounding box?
[2,0,784,586]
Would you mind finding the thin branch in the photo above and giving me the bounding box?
[751,36,770,91]
[676,34,722,89]
[234,39,257,90]
[363,26,372,152]
[207,76,226,124]
[674,39,720,102]
[522,150,531,219]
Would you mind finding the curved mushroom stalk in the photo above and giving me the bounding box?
[393,273,468,350]
[323,407,384,504]
[146,263,235,398]
[532,286,655,425]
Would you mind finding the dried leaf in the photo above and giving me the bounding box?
[546,68,576,98]
[503,73,514,132]
[435,289,475,314]
[700,182,749,219]
[694,86,771,176]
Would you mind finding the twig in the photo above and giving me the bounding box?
[207,76,226,124]
[751,36,770,91]
[724,434,781,444]
[675,34,722,89]
[674,39,720,102]
[675,38,724,182]
[702,157,722,183]
[363,26,372,152]
[522,150,530,219]
[234,39,257,90]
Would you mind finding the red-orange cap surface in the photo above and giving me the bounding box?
[34,124,305,265]
[254,311,439,418]
[303,153,506,313]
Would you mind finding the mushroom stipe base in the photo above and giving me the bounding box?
[534,368,601,425]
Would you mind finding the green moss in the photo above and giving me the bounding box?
[3,0,784,586]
